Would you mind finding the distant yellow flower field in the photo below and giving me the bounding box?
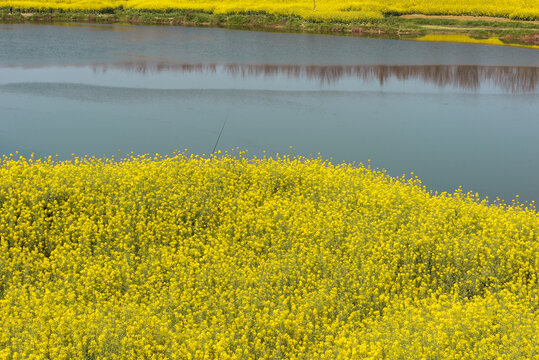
[1,0,538,20]
[0,152,538,359]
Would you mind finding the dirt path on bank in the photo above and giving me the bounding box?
[402,14,539,24]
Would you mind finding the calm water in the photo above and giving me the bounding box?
[0,24,538,203]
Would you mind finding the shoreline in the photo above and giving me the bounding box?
[1,8,538,47]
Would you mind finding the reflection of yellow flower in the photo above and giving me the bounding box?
[416,34,539,49]
[0,152,537,359]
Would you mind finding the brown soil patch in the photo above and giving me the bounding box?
[504,33,539,46]
[401,14,538,24]
[422,24,528,31]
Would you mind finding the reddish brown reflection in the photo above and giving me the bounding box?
[93,62,538,93]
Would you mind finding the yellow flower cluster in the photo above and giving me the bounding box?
[1,0,538,21]
[0,152,538,359]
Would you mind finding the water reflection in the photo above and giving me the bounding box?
[91,62,538,92]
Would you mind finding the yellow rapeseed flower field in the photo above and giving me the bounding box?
[1,0,538,21]
[0,152,538,359]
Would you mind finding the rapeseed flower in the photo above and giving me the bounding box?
[1,0,537,21]
[0,152,537,359]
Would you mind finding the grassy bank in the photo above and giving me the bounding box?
[0,153,538,359]
[1,7,538,46]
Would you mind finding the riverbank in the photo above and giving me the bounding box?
[1,8,538,47]
[0,153,538,358]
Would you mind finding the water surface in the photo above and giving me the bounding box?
[1,24,538,203]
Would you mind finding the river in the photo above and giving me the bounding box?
[0,24,538,203]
